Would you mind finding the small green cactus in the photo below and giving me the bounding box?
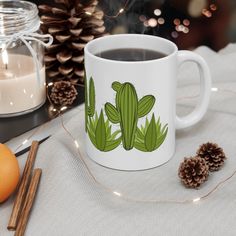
[85,72,88,132]
[87,110,122,152]
[85,76,96,132]
[105,81,155,150]
[88,77,95,117]
[134,114,168,152]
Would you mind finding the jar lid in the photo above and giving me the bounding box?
[0,1,40,37]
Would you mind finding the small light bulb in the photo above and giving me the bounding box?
[113,191,122,197]
[211,87,218,92]
[147,18,157,27]
[74,140,79,149]
[60,106,67,111]
[154,9,161,16]
[157,17,165,25]
[193,197,201,203]
[22,139,28,145]
[119,8,124,14]
[48,82,53,87]
[2,48,8,66]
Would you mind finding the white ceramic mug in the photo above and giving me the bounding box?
[84,34,211,170]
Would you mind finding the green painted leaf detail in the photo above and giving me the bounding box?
[161,124,168,134]
[136,127,144,140]
[87,107,91,116]
[87,127,96,147]
[145,117,149,133]
[105,103,120,124]
[95,110,106,151]
[109,130,121,141]
[88,116,95,133]
[144,114,157,151]
[134,142,148,152]
[140,124,145,133]
[104,138,122,152]
[156,117,161,134]
[138,95,156,118]
[106,126,112,140]
[94,112,99,127]
[155,127,168,149]
[112,81,122,92]
[88,77,95,117]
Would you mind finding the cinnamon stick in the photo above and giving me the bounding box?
[8,141,39,231]
[15,169,42,236]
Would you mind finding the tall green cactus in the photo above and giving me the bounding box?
[88,78,95,117]
[85,76,96,132]
[105,81,155,150]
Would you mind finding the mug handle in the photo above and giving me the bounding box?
[176,50,212,129]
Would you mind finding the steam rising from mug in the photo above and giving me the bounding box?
[101,0,153,34]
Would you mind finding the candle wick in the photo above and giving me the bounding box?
[5,64,8,70]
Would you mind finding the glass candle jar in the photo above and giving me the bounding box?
[0,1,52,117]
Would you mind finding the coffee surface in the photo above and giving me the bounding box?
[96,48,167,61]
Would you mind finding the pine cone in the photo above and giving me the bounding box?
[50,81,78,106]
[178,156,209,188]
[39,0,106,84]
[197,142,226,171]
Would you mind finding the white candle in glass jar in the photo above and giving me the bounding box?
[0,54,46,116]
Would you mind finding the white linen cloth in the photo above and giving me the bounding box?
[1,44,236,236]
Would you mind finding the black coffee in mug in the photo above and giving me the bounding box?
[96,48,167,61]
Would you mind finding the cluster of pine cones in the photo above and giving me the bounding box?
[178,142,226,189]
[39,0,106,106]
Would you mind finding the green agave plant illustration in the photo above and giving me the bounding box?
[87,110,121,152]
[105,81,156,150]
[134,114,168,152]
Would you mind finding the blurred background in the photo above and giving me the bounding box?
[32,0,236,51]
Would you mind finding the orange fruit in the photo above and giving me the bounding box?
[0,143,20,203]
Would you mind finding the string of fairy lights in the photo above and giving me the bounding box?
[14,86,236,204]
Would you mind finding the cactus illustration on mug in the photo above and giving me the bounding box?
[105,81,156,150]
[85,76,168,153]
[134,114,168,152]
[85,75,95,132]
[85,76,121,151]
[87,110,121,152]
